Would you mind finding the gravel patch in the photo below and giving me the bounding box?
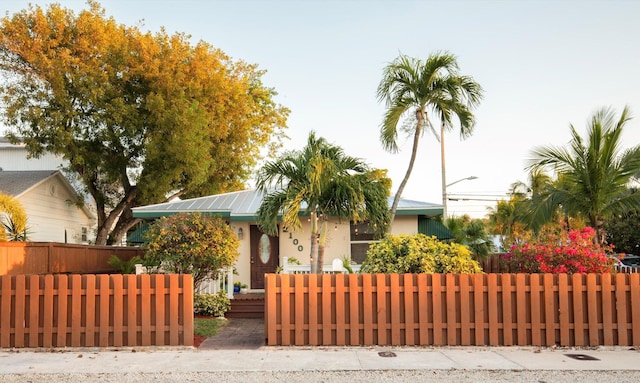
[3,370,640,383]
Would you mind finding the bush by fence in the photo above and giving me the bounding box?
[0,242,145,275]
[265,273,640,347]
[0,274,193,348]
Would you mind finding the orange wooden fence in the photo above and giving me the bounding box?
[0,242,146,275]
[265,273,640,347]
[0,274,193,348]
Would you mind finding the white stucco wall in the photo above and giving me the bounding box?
[231,215,423,287]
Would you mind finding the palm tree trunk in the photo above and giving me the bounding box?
[309,210,319,273]
[440,122,447,220]
[389,116,423,225]
[317,219,328,273]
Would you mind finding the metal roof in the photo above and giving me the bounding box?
[131,189,443,220]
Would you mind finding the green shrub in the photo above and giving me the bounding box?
[108,255,143,274]
[194,292,231,317]
[360,234,482,274]
[143,213,239,290]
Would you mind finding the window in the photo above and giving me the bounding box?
[81,227,88,242]
[349,221,381,264]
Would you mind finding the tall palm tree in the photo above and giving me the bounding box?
[377,52,483,224]
[255,131,391,273]
[528,106,640,243]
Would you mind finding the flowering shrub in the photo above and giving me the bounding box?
[143,213,239,290]
[504,227,615,274]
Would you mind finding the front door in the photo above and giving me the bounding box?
[250,225,279,289]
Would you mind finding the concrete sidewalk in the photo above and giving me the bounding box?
[1,345,639,375]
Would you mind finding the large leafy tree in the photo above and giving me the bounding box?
[528,106,640,243]
[256,131,391,273]
[377,52,483,224]
[0,2,288,245]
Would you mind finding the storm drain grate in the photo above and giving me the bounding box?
[378,351,397,358]
[565,354,600,361]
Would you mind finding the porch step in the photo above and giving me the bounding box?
[227,293,265,319]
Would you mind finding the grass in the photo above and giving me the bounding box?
[194,317,228,338]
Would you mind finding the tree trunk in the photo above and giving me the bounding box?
[107,207,141,245]
[389,112,424,226]
[309,210,319,273]
[317,219,328,273]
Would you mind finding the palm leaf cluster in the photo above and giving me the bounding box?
[255,131,391,272]
[489,106,640,245]
[376,52,483,222]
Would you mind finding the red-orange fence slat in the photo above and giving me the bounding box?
[294,274,306,346]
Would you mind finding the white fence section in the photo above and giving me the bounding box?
[280,256,361,274]
[615,264,640,274]
[135,264,235,299]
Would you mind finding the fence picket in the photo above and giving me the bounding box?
[501,274,513,346]
[459,274,471,345]
[558,273,570,346]
[349,274,360,345]
[42,275,54,347]
[0,276,11,348]
[375,274,387,345]
[543,273,556,346]
[601,273,614,345]
[308,274,319,345]
[28,275,40,347]
[473,274,485,345]
[294,274,306,345]
[390,274,401,346]
[112,274,123,347]
[630,274,640,345]
[70,275,83,347]
[362,274,374,345]
[572,273,585,346]
[488,274,499,345]
[403,274,415,345]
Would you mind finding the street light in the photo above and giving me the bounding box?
[442,176,478,220]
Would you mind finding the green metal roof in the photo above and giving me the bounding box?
[131,189,443,220]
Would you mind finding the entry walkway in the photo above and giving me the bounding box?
[199,318,265,349]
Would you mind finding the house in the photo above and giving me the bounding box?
[131,189,452,291]
[0,170,95,243]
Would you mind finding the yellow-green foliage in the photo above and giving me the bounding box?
[360,234,482,274]
[0,193,28,241]
[143,213,240,289]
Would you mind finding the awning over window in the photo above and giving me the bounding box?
[418,216,455,240]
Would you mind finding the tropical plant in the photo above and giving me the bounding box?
[377,51,483,224]
[107,255,143,274]
[444,214,495,258]
[256,131,391,273]
[504,227,615,274]
[528,106,640,243]
[143,213,239,290]
[360,234,482,274]
[605,208,640,255]
[0,2,288,245]
[0,193,28,241]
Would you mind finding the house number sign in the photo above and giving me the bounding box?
[288,232,304,252]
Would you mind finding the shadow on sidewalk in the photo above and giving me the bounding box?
[198,318,265,350]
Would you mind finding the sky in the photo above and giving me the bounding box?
[2,0,640,218]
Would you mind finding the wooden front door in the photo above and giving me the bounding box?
[250,225,279,289]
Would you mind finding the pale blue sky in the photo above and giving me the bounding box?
[3,0,640,217]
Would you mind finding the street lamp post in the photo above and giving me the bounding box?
[442,176,478,220]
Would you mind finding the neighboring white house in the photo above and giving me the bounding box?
[130,189,453,292]
[0,137,67,171]
[0,170,95,243]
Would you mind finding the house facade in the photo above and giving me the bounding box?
[0,170,95,243]
[131,189,452,292]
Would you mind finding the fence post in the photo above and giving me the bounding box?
[226,267,234,299]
